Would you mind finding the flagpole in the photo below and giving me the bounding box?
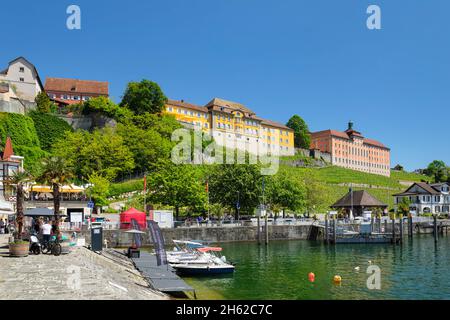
[143,174,147,215]
[206,181,210,223]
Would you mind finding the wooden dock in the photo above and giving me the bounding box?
[131,252,196,297]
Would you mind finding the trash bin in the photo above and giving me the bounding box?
[91,227,103,251]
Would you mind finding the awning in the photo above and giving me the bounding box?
[25,208,55,217]
[27,185,85,193]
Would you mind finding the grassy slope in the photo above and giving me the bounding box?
[283,165,431,209]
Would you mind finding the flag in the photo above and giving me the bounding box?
[147,220,167,266]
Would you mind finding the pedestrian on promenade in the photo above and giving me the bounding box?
[0,218,5,234]
[41,220,52,244]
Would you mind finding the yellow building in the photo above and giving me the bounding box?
[165,98,295,156]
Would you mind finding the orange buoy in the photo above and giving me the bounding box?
[308,272,315,283]
[333,275,342,284]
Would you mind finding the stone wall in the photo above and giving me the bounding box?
[83,224,315,247]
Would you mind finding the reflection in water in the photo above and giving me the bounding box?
[184,235,450,300]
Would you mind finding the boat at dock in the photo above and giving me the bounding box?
[166,241,235,275]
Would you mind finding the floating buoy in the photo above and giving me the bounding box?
[308,272,315,283]
[333,275,342,284]
[354,266,360,271]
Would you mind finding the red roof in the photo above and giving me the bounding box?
[2,137,14,161]
[311,129,388,149]
[122,208,145,215]
[45,77,109,95]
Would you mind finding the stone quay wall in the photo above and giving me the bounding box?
[83,224,315,247]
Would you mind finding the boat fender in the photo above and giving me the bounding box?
[333,275,342,284]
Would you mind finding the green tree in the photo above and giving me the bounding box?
[208,164,262,219]
[147,162,206,220]
[425,160,448,182]
[266,170,306,218]
[87,172,110,212]
[286,115,311,149]
[117,123,173,174]
[304,172,332,215]
[35,91,55,113]
[36,157,73,236]
[52,128,135,181]
[82,96,133,127]
[120,79,167,115]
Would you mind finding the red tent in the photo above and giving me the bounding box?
[120,208,147,230]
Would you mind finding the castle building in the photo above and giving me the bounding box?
[165,98,295,156]
[310,122,391,177]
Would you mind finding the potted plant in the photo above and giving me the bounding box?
[9,239,29,257]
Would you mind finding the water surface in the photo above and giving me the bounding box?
[183,235,450,300]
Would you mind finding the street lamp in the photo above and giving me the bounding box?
[236,191,240,222]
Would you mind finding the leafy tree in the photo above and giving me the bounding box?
[82,96,133,126]
[52,128,135,181]
[425,160,448,182]
[147,162,207,220]
[36,157,73,236]
[286,115,311,149]
[87,172,110,212]
[266,169,306,218]
[6,170,33,239]
[117,123,173,174]
[120,79,167,115]
[35,91,55,113]
[208,164,262,219]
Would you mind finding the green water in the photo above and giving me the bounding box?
[183,235,450,300]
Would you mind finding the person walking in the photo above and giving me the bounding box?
[0,219,5,234]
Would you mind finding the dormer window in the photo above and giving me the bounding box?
[443,186,449,192]
[71,86,76,91]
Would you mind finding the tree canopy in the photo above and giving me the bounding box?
[425,160,448,183]
[120,79,167,115]
[286,115,311,149]
[208,164,262,218]
[147,162,207,219]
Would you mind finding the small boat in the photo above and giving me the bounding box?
[171,247,235,275]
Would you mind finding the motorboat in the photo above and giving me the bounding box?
[171,247,235,275]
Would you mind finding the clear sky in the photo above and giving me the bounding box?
[1,0,449,171]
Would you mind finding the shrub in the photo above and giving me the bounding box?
[28,111,73,152]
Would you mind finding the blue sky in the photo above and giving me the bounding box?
[1,0,449,171]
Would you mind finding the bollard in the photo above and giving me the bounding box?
[399,214,403,244]
[265,214,269,245]
[392,215,396,244]
[325,214,329,245]
[333,217,337,244]
[408,213,413,238]
[433,214,438,242]
[257,216,261,245]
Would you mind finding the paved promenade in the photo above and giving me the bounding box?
[0,235,168,300]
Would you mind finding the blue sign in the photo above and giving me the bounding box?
[87,201,94,209]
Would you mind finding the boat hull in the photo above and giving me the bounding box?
[174,265,235,275]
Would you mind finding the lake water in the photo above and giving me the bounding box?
[183,235,450,300]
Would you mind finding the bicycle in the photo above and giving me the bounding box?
[41,235,62,256]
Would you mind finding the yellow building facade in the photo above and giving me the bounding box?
[165,98,295,156]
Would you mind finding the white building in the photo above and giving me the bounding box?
[394,182,450,215]
[0,57,44,113]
